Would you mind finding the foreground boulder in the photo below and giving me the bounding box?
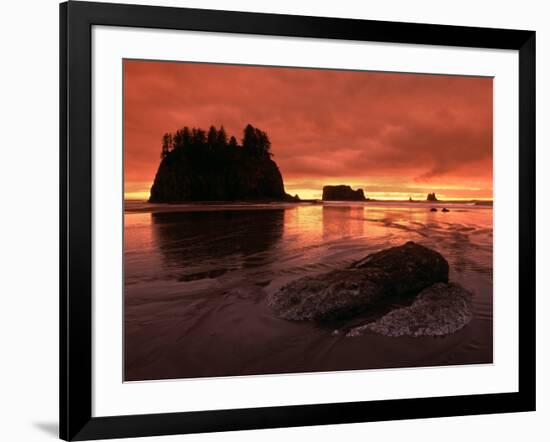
[347,283,473,337]
[268,241,449,321]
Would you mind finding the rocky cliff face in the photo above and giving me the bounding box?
[149,149,292,202]
[322,185,366,201]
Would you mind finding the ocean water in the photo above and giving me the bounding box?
[124,201,493,381]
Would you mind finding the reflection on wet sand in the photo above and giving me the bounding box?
[322,206,365,240]
[151,209,284,280]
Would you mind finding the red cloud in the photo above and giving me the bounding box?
[124,60,493,199]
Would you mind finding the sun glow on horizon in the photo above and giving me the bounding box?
[125,191,151,201]
[125,183,493,202]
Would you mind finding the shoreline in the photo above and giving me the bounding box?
[125,198,493,205]
[124,199,493,214]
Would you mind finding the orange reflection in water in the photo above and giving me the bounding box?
[124,202,493,292]
[275,203,493,273]
[124,212,154,251]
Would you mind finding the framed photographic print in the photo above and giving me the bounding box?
[60,1,536,440]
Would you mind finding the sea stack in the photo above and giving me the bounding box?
[427,192,438,201]
[322,185,366,201]
[149,124,295,202]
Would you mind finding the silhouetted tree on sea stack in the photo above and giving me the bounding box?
[181,126,192,147]
[217,125,228,147]
[242,123,272,157]
[192,128,207,146]
[242,124,256,149]
[207,126,218,146]
[160,133,173,158]
[161,123,274,159]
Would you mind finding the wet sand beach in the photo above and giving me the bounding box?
[124,201,493,381]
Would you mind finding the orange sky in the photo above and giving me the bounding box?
[124,60,493,201]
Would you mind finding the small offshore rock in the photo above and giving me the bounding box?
[346,282,473,338]
[322,185,366,201]
[268,241,449,321]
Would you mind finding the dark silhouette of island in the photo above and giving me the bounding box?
[149,124,296,202]
[322,185,366,201]
[426,192,438,201]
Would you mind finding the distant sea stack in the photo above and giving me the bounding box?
[322,185,366,201]
[149,124,296,202]
[426,192,438,201]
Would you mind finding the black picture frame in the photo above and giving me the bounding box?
[60,1,536,440]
